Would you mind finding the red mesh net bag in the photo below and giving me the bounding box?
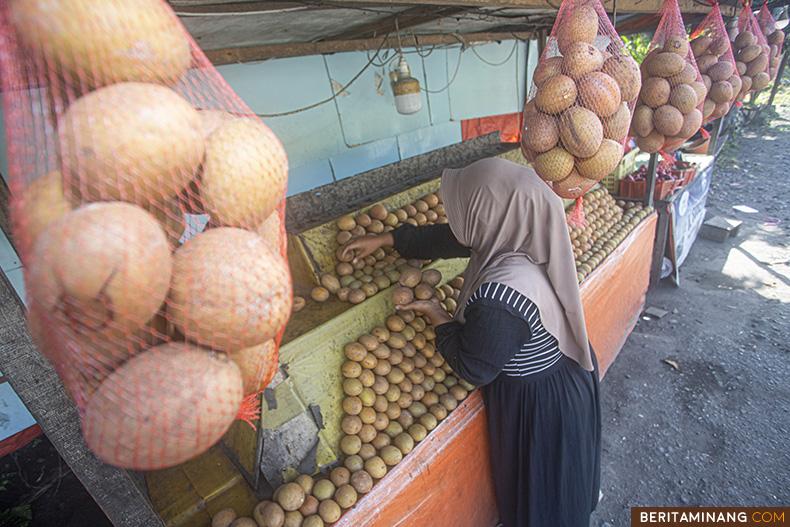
[757,2,785,80]
[733,5,772,96]
[0,0,292,470]
[520,0,640,225]
[690,3,743,122]
[633,0,706,154]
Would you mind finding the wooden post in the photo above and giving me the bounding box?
[649,199,672,288]
[644,152,659,208]
[708,117,725,157]
[0,272,164,527]
[768,51,788,107]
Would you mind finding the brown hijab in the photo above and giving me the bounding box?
[440,157,593,371]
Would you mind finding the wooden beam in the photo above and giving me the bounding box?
[205,30,534,64]
[327,6,466,40]
[329,0,736,16]
[0,273,164,527]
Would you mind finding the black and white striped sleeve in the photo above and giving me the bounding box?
[434,301,532,386]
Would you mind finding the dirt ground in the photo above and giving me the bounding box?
[2,86,789,527]
[591,90,790,525]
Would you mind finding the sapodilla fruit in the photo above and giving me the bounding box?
[534,147,574,182]
[558,107,603,158]
[556,4,599,54]
[736,61,747,75]
[668,63,697,85]
[553,171,595,200]
[59,83,204,206]
[602,102,631,141]
[707,62,734,82]
[533,57,563,86]
[734,31,757,50]
[28,202,172,339]
[653,105,684,137]
[702,74,712,90]
[691,36,712,56]
[708,36,731,57]
[83,343,243,470]
[752,72,770,91]
[562,43,604,80]
[737,45,761,63]
[229,340,278,395]
[695,55,717,74]
[669,84,699,114]
[635,130,665,153]
[535,75,577,114]
[640,78,671,108]
[709,81,734,104]
[15,171,72,253]
[746,54,769,77]
[257,212,284,252]
[690,81,708,106]
[703,99,716,119]
[664,35,690,57]
[601,54,642,102]
[632,105,654,137]
[169,228,291,352]
[728,76,743,98]
[199,110,236,139]
[523,112,559,153]
[677,108,703,139]
[575,139,624,181]
[577,72,621,117]
[9,0,191,88]
[201,118,288,229]
[647,53,685,77]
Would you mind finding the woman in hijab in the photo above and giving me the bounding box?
[342,157,601,527]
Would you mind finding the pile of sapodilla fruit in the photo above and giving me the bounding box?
[632,37,707,153]
[523,4,640,198]
[760,18,786,78]
[213,271,472,527]
[730,28,772,98]
[690,32,742,121]
[304,193,447,308]
[12,0,290,470]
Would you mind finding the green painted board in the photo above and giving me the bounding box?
[277,257,469,469]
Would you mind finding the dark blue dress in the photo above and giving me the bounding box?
[393,224,601,527]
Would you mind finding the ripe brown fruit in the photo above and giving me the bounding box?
[602,102,631,141]
[577,72,621,117]
[663,35,690,57]
[523,112,560,153]
[562,43,604,80]
[632,105,654,137]
[668,84,699,114]
[602,54,641,102]
[707,61,734,82]
[535,75,577,114]
[647,53,685,77]
[690,81,708,106]
[575,139,624,181]
[653,105,684,136]
[690,36,712,56]
[708,36,730,57]
[533,56,564,86]
[534,147,574,182]
[556,5,599,54]
[709,81,733,104]
[677,108,703,139]
[734,31,756,50]
[635,130,665,153]
[558,107,603,158]
[640,77,671,108]
[668,62,697,85]
[552,171,595,200]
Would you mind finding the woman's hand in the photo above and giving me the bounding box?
[396,298,452,326]
[341,233,393,264]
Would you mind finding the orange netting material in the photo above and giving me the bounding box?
[733,3,772,96]
[520,0,639,226]
[690,2,743,123]
[633,0,706,154]
[0,0,292,470]
[757,2,786,80]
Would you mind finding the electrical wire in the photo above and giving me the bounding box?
[468,39,520,66]
[420,45,464,94]
[254,33,390,118]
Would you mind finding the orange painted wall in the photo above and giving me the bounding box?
[337,213,657,527]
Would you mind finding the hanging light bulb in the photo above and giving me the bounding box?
[391,55,422,115]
